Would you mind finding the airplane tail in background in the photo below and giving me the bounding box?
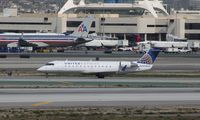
[137,48,160,65]
[70,16,94,37]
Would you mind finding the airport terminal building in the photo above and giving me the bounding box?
[0,0,200,44]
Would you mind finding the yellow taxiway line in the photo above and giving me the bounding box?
[31,101,51,107]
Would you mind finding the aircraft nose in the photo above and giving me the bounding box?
[76,38,86,43]
[76,38,93,43]
[85,38,93,42]
[37,66,45,72]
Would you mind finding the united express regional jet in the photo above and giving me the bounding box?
[37,48,160,78]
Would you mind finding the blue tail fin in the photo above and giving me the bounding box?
[137,48,160,64]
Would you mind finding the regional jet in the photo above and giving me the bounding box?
[37,48,160,78]
[0,16,93,47]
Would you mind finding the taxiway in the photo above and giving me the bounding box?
[0,56,199,72]
[0,88,200,108]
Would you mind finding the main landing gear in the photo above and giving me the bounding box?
[96,73,105,79]
[45,73,49,78]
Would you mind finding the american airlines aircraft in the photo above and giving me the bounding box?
[0,16,93,47]
[37,48,160,78]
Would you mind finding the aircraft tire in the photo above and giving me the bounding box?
[96,74,105,79]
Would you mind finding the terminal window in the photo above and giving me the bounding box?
[67,21,95,27]
[185,34,200,40]
[185,23,200,30]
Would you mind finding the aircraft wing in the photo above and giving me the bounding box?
[18,38,38,47]
[28,42,49,47]
[7,41,49,48]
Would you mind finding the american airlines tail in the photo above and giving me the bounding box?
[70,16,94,37]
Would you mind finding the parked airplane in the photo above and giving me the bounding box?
[0,16,93,47]
[82,33,129,50]
[37,48,160,78]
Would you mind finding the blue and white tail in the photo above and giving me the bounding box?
[70,16,94,37]
[137,48,160,65]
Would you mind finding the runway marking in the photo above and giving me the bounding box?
[31,101,51,107]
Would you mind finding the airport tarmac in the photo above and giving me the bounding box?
[0,52,199,108]
[0,56,199,72]
[0,77,200,88]
[1,51,200,58]
[0,77,199,108]
[0,88,200,108]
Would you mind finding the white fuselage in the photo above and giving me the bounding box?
[84,39,129,47]
[37,60,153,74]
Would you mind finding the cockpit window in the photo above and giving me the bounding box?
[45,63,54,66]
